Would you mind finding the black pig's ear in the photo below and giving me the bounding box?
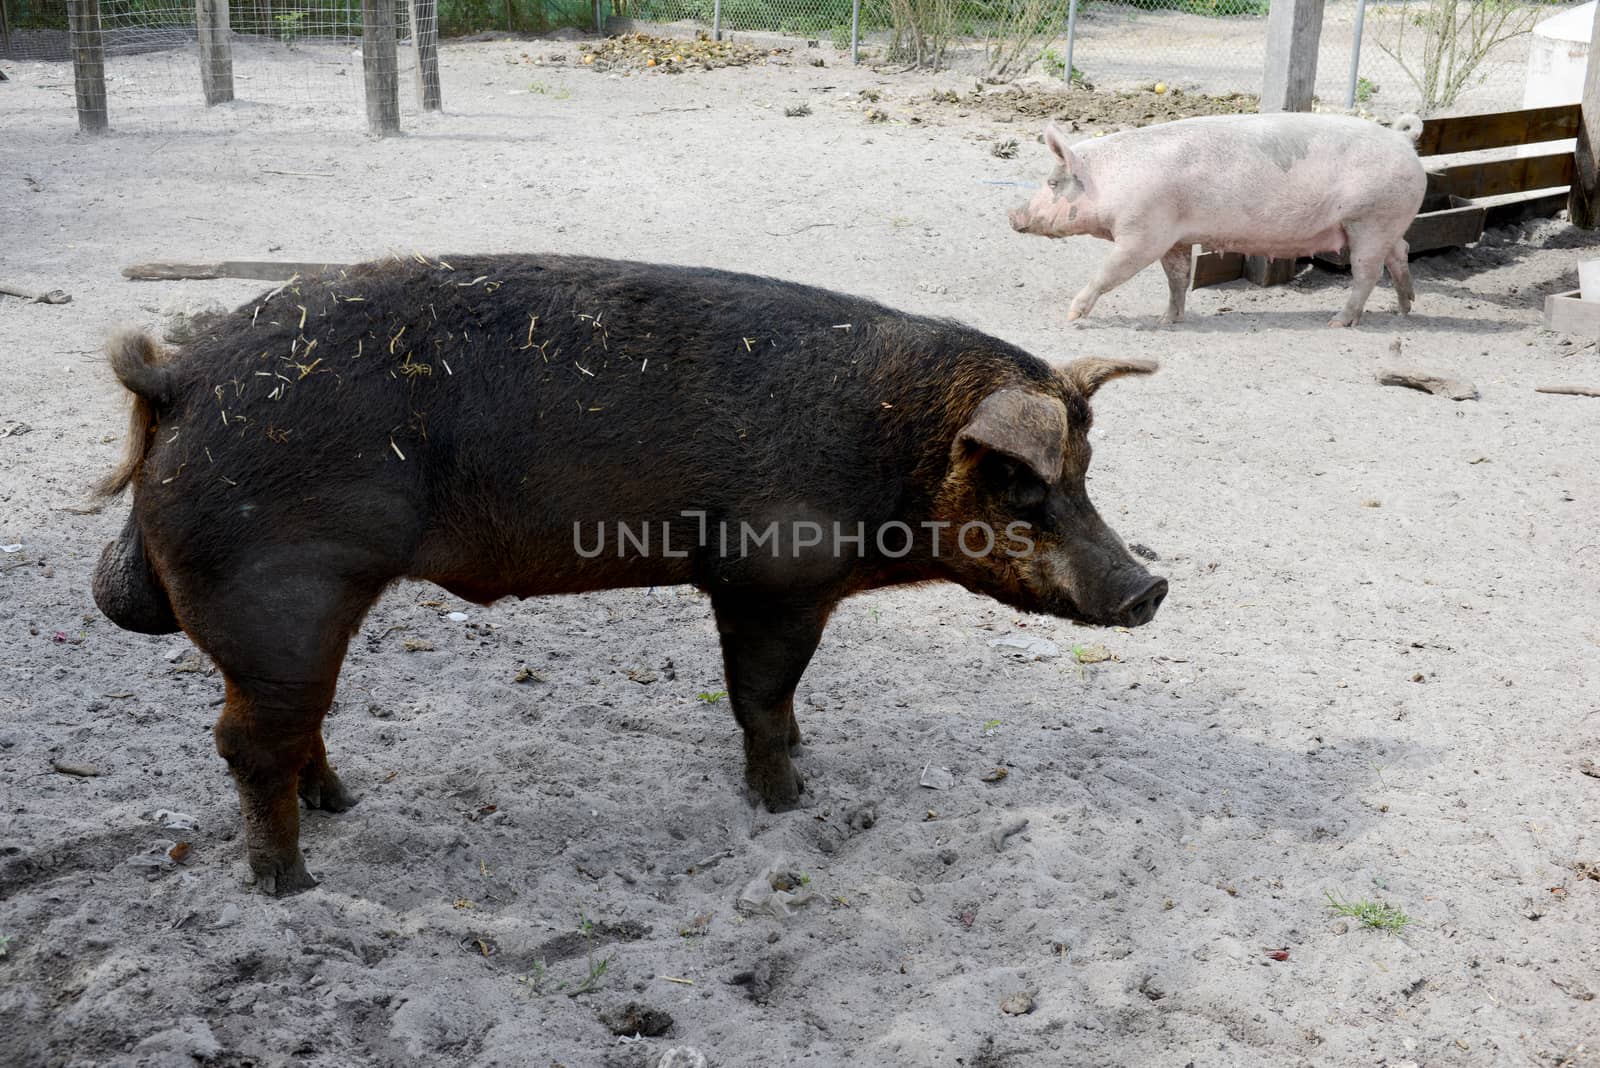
[1063,357,1157,397]
[955,389,1068,483]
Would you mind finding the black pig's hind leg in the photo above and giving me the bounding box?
[184,564,384,895]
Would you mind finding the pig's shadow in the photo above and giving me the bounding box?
[1084,309,1528,334]
[1409,280,1550,313]
[323,582,1422,914]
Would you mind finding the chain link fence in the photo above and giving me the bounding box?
[601,0,1573,115]
[1345,0,1555,117]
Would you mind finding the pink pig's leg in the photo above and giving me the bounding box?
[1331,221,1394,327]
[1385,238,1415,315]
[1068,238,1168,322]
[1158,243,1192,324]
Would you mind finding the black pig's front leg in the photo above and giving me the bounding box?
[710,591,833,810]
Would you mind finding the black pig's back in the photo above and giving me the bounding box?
[133,254,1052,598]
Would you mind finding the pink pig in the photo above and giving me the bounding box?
[1009,112,1427,327]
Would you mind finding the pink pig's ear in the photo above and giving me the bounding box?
[1044,125,1078,171]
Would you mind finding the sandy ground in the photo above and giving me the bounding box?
[3,33,1600,1068]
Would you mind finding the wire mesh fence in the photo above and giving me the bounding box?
[0,0,1589,130]
[2,0,474,129]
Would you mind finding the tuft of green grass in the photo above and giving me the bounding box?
[697,690,726,704]
[981,718,1003,735]
[0,932,10,957]
[567,913,613,997]
[1326,891,1411,932]
[274,10,303,47]
[517,959,548,994]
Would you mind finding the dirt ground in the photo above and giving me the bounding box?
[3,31,1600,1068]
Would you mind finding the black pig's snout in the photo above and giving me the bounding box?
[1116,575,1167,627]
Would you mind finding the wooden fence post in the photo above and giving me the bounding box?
[67,0,108,134]
[407,0,442,111]
[361,0,400,135]
[196,0,234,105]
[1251,0,1325,283]
[1568,1,1600,228]
[1261,0,1324,112]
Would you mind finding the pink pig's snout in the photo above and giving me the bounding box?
[1009,204,1033,233]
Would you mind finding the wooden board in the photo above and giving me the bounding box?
[1314,204,1487,268]
[122,260,348,281]
[1543,290,1600,334]
[1480,189,1571,230]
[1415,104,1580,156]
[1192,248,1244,289]
[1429,152,1574,201]
[1407,203,1489,251]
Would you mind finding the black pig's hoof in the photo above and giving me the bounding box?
[299,768,355,813]
[749,760,806,812]
[247,852,318,896]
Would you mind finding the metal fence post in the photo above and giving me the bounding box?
[850,0,859,63]
[713,0,721,40]
[1063,0,1077,83]
[1345,0,1367,109]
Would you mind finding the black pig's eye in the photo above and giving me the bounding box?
[1007,476,1047,510]
[981,455,1048,511]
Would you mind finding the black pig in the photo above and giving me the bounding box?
[93,254,1166,894]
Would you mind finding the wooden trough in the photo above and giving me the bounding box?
[1193,104,1581,290]
[1543,288,1600,334]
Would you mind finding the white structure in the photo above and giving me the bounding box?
[1519,1,1593,157]
[1523,1,1594,109]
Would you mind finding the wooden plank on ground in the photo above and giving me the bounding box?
[1536,383,1600,397]
[1430,152,1574,201]
[0,281,72,303]
[1415,104,1580,157]
[1543,289,1600,334]
[1192,248,1244,289]
[122,260,349,281]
